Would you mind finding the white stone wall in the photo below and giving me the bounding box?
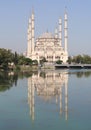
[32,35,68,63]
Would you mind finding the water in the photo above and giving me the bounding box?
[0,70,91,130]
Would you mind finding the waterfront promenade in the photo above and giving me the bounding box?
[55,64,91,69]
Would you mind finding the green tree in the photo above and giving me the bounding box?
[13,52,19,65]
[72,54,91,64]
[24,58,32,65]
[82,55,91,64]
[67,56,72,64]
[40,57,47,65]
[56,60,63,64]
[18,55,26,65]
[0,48,14,70]
[72,55,82,63]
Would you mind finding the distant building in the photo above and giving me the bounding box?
[27,10,68,63]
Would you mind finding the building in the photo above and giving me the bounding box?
[27,10,68,63]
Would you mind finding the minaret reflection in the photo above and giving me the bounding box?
[28,70,68,121]
[28,74,35,121]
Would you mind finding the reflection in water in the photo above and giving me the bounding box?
[68,70,91,78]
[28,70,68,121]
[0,71,33,92]
[0,71,18,91]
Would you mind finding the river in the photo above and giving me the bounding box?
[0,69,91,130]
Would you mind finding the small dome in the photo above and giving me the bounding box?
[39,32,53,38]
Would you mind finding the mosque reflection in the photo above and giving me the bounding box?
[28,70,68,121]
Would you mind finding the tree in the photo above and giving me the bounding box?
[72,55,82,63]
[13,52,19,65]
[18,56,32,65]
[40,57,47,65]
[18,55,25,65]
[67,56,72,64]
[72,54,91,64]
[0,48,14,70]
[56,60,63,64]
[82,55,91,64]
[24,58,32,65]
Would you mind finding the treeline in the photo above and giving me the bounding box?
[0,48,38,70]
[67,54,91,64]
[1,48,91,70]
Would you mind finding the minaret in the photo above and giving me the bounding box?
[31,10,35,53]
[59,18,62,46]
[64,11,68,52]
[27,17,32,57]
[55,27,58,38]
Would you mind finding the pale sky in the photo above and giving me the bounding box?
[0,0,91,56]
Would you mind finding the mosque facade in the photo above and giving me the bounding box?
[27,10,68,63]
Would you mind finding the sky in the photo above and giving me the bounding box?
[0,0,91,56]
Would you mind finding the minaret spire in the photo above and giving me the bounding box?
[55,27,58,38]
[27,17,32,57]
[59,17,62,46]
[64,9,68,52]
[31,9,35,53]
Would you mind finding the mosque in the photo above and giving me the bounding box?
[27,10,68,63]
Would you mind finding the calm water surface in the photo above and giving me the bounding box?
[0,70,91,130]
